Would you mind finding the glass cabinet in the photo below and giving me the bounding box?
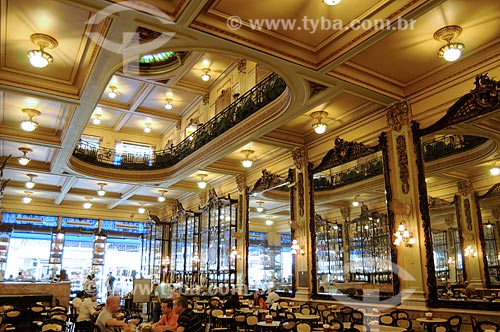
[48,230,65,278]
[0,226,11,280]
[141,223,165,283]
[200,195,238,291]
[316,214,344,291]
[347,207,391,284]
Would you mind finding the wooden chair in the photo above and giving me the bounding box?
[29,304,47,332]
[340,307,354,323]
[296,322,313,332]
[40,318,66,332]
[284,312,296,321]
[244,314,259,332]
[279,320,296,332]
[476,321,500,332]
[379,314,395,326]
[390,310,409,320]
[351,322,369,332]
[470,316,479,332]
[2,308,22,331]
[233,312,247,332]
[395,318,412,331]
[447,315,462,332]
[433,323,450,332]
[350,310,364,324]
[330,319,344,332]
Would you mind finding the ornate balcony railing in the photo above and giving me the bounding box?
[314,156,383,191]
[422,134,488,162]
[73,73,287,170]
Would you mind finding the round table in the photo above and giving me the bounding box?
[416,317,448,332]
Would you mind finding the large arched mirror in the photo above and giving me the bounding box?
[476,184,500,288]
[412,74,500,309]
[246,169,295,296]
[310,135,398,303]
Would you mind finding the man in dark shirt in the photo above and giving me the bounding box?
[173,297,203,332]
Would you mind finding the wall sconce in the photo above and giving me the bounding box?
[197,174,208,189]
[291,239,305,255]
[138,203,146,214]
[311,111,329,134]
[25,174,37,189]
[92,114,102,125]
[241,149,254,168]
[22,191,33,204]
[27,33,58,68]
[164,98,173,110]
[230,246,241,259]
[433,25,465,62]
[83,197,93,209]
[18,147,33,166]
[20,108,41,132]
[393,221,416,247]
[201,68,211,81]
[256,201,265,213]
[97,182,107,197]
[323,0,341,5]
[107,86,118,98]
[158,189,168,202]
[464,245,478,257]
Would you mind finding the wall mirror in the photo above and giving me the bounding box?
[412,74,500,309]
[247,169,295,296]
[310,135,399,303]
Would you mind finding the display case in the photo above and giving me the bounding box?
[0,226,12,280]
[48,230,65,278]
[316,214,344,287]
[432,230,449,284]
[199,194,238,290]
[347,205,391,283]
[92,233,107,266]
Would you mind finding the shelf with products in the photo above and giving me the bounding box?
[92,233,107,266]
[347,204,391,283]
[0,228,12,275]
[49,230,65,265]
[315,214,344,282]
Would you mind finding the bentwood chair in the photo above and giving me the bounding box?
[447,315,462,332]
[476,321,500,332]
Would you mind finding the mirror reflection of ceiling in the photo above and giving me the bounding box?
[1,0,500,220]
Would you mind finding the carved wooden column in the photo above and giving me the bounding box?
[386,101,428,306]
[456,180,484,287]
[235,174,248,293]
[291,147,311,300]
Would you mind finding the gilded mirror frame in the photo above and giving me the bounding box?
[246,169,296,296]
[411,74,500,309]
[309,133,400,302]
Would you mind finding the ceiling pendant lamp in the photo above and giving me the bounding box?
[97,182,107,197]
[27,33,58,68]
[138,203,146,214]
[144,123,152,133]
[83,197,93,209]
[164,98,173,110]
[22,191,33,204]
[197,174,208,189]
[311,111,329,134]
[18,147,33,166]
[434,25,465,62]
[323,0,341,5]
[25,174,37,189]
[20,108,41,132]
[108,86,118,98]
[92,114,102,125]
[241,150,254,168]
[158,189,168,202]
[201,68,211,81]
[256,201,265,213]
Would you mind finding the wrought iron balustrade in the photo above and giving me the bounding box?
[314,156,383,191]
[73,73,287,170]
[422,134,488,162]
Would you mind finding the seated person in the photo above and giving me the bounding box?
[153,299,178,332]
[464,281,476,298]
[95,295,131,332]
[173,297,203,332]
[72,291,86,314]
[223,292,241,310]
[76,291,100,331]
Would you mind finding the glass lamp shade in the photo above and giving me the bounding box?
[490,167,500,176]
[313,122,327,134]
[92,116,102,125]
[197,181,207,189]
[25,181,35,189]
[201,73,211,81]
[138,207,146,214]
[21,120,38,132]
[323,0,341,5]
[97,190,106,197]
[241,159,253,168]
[158,196,166,202]
[256,207,264,213]
[83,202,92,209]
[439,43,464,62]
[27,49,53,68]
[265,219,274,226]
[22,196,32,204]
[18,157,31,166]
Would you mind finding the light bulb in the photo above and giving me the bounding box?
[352,201,359,207]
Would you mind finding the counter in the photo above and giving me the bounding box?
[0,281,70,308]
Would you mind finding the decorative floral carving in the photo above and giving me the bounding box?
[313,137,380,173]
[292,147,306,170]
[396,135,410,194]
[308,80,328,97]
[387,101,410,132]
[464,198,473,232]
[237,59,247,73]
[457,180,472,196]
[236,174,246,193]
[202,94,209,106]
[250,169,288,194]
[428,196,454,208]
[298,173,304,217]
